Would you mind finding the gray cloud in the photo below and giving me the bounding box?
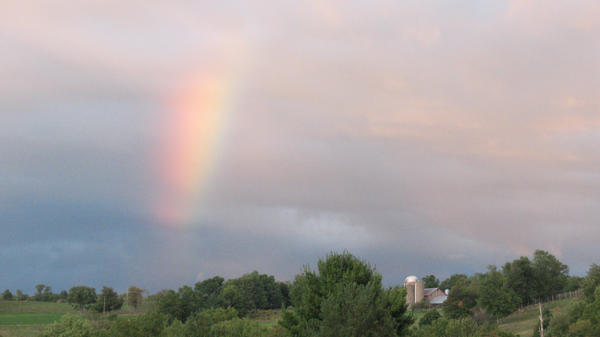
[1,1,599,293]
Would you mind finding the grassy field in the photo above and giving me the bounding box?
[498,298,576,337]
[0,301,284,336]
[1,298,577,336]
[0,300,77,337]
[0,313,64,325]
[0,324,47,337]
[0,301,75,314]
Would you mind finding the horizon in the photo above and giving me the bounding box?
[2,1,600,294]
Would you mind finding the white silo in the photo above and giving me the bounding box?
[404,275,424,306]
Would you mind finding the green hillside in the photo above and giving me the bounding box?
[498,298,576,337]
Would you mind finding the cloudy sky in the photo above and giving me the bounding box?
[1,0,599,293]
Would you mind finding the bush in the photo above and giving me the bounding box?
[40,314,105,337]
[209,318,268,337]
[419,309,441,327]
[108,312,168,337]
[173,307,239,337]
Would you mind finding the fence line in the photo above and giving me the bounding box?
[501,289,583,322]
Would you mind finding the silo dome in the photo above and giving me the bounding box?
[404,275,419,284]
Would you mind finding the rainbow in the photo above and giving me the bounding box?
[154,70,234,227]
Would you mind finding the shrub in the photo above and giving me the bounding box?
[40,314,105,337]
[419,309,441,327]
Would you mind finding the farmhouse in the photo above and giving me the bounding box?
[404,275,448,306]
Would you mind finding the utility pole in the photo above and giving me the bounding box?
[103,296,106,316]
[539,303,544,337]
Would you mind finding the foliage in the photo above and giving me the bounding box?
[219,271,286,315]
[564,276,584,292]
[155,289,185,322]
[162,307,240,337]
[155,272,287,322]
[442,279,477,319]
[67,286,96,312]
[40,314,105,337]
[422,275,440,289]
[220,283,253,317]
[127,286,144,309]
[209,318,268,337]
[418,309,441,327]
[582,264,600,300]
[33,284,58,302]
[531,306,551,337]
[540,282,600,336]
[502,250,568,305]
[281,251,413,337]
[439,274,468,291]
[410,317,518,337]
[15,289,27,301]
[532,250,568,298]
[108,312,168,337]
[503,256,537,305]
[547,312,570,337]
[194,276,224,308]
[479,266,519,319]
[2,290,12,301]
[155,285,209,322]
[92,287,123,313]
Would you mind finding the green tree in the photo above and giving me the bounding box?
[280,251,413,337]
[422,275,440,289]
[93,286,123,313]
[15,289,27,301]
[220,282,253,317]
[442,279,477,319]
[439,274,468,291]
[532,250,568,298]
[319,282,404,337]
[503,256,537,305]
[155,289,183,322]
[177,285,202,321]
[479,266,519,319]
[68,286,97,312]
[218,271,285,314]
[278,281,291,307]
[34,284,45,301]
[59,290,69,301]
[42,285,54,302]
[583,264,600,300]
[127,286,144,309]
[2,289,13,300]
[194,276,224,308]
[564,276,584,292]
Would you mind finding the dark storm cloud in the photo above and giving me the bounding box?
[1,0,599,293]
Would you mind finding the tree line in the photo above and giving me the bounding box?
[5,249,600,336]
[414,250,578,322]
[151,271,291,321]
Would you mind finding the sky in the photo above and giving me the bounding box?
[1,0,599,294]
